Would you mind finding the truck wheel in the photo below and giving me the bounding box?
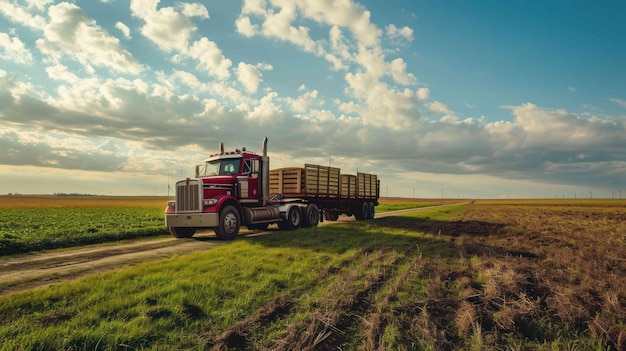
[367,202,376,219]
[278,206,301,230]
[301,204,320,227]
[214,205,240,240]
[354,202,368,220]
[170,227,196,238]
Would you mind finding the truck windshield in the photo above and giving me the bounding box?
[198,159,241,176]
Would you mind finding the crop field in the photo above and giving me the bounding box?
[0,196,171,256]
[1,198,625,350]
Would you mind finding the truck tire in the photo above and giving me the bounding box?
[367,202,376,219]
[354,202,368,220]
[278,206,301,230]
[214,205,240,240]
[301,204,320,227]
[170,227,196,238]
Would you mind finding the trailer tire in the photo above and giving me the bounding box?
[301,204,320,227]
[278,206,302,230]
[367,202,376,219]
[354,202,368,220]
[170,227,196,238]
[214,205,240,240]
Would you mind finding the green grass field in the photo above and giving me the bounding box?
[0,196,435,256]
[0,205,169,256]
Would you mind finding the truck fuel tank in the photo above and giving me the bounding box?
[242,206,280,223]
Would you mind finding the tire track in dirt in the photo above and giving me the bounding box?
[0,205,458,296]
[0,234,224,296]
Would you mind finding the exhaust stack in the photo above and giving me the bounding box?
[262,137,268,157]
[261,137,269,205]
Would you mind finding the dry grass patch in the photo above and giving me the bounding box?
[445,200,626,350]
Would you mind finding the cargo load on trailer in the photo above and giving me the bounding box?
[269,165,378,220]
[165,138,379,240]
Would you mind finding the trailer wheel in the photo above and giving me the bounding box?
[354,202,368,220]
[278,206,301,230]
[301,204,320,227]
[214,205,240,240]
[170,227,196,238]
[367,202,376,219]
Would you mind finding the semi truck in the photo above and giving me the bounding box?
[165,137,379,240]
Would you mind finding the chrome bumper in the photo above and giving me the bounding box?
[165,213,219,228]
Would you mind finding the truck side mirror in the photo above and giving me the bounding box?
[195,165,200,178]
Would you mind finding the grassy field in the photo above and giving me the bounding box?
[0,196,172,256]
[0,196,437,256]
[1,199,624,350]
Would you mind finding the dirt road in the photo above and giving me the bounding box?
[0,207,443,296]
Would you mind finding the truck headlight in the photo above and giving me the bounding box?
[203,199,217,206]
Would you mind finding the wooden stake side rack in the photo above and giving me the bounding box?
[269,164,378,200]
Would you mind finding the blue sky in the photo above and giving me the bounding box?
[0,0,624,198]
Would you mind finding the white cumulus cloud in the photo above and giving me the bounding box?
[36,2,143,74]
[115,21,131,39]
[417,87,430,100]
[236,62,262,94]
[186,38,232,80]
[386,24,413,42]
[235,16,257,37]
[180,2,209,18]
[131,0,197,52]
[0,1,47,29]
[428,101,450,115]
[0,32,34,65]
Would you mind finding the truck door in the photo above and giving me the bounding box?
[238,159,260,202]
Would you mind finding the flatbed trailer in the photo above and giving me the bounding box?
[269,164,379,220]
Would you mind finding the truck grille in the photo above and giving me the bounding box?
[176,179,202,213]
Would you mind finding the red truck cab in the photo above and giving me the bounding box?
[165,138,280,240]
[195,147,263,204]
